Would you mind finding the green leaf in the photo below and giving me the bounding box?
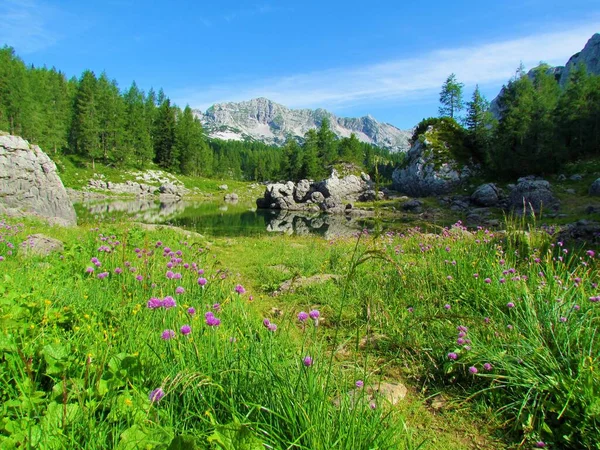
[207,421,264,450]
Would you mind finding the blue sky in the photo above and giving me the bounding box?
[1,0,599,129]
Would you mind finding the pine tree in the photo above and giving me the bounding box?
[153,98,177,170]
[123,82,153,168]
[302,129,320,179]
[465,85,494,163]
[71,70,101,168]
[317,117,337,166]
[175,105,207,175]
[439,73,464,119]
[282,138,302,180]
[338,133,362,162]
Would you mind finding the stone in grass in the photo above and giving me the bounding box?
[333,381,408,408]
[272,274,341,296]
[589,178,600,196]
[20,234,64,257]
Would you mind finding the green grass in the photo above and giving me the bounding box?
[2,213,598,449]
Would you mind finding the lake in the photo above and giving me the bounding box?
[73,197,432,238]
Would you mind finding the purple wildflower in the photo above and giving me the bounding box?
[484,278,491,284]
[162,296,176,309]
[136,275,143,281]
[187,307,196,315]
[149,388,165,403]
[147,297,162,309]
[267,323,277,332]
[447,352,458,360]
[197,277,207,286]
[180,325,191,335]
[507,302,515,309]
[234,284,246,294]
[444,304,451,310]
[175,286,185,295]
[309,310,320,320]
[535,442,546,448]
[303,356,313,367]
[469,366,478,374]
[161,329,175,340]
[355,380,364,388]
[483,363,493,371]
[262,318,271,327]
[85,267,95,274]
[97,272,109,279]
[205,314,221,327]
[298,311,309,322]
[559,316,567,323]
[114,267,123,274]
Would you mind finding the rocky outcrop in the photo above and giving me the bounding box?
[559,33,600,86]
[391,127,470,196]
[508,176,559,213]
[0,134,76,226]
[256,170,372,213]
[194,98,411,152]
[471,183,502,206]
[490,33,600,118]
[86,179,186,198]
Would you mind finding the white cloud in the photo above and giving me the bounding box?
[175,22,600,112]
[0,0,61,53]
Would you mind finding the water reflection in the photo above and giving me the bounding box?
[75,198,377,237]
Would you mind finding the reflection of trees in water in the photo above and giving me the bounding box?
[78,198,373,238]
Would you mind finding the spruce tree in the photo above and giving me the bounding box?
[123,82,153,168]
[71,70,101,168]
[465,85,494,163]
[439,73,464,119]
[153,98,177,170]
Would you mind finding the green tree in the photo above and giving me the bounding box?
[439,73,464,119]
[317,117,337,166]
[302,129,320,179]
[71,70,101,168]
[338,133,362,163]
[175,105,209,175]
[465,85,494,163]
[96,73,126,164]
[123,82,153,168]
[153,98,177,170]
[282,138,303,180]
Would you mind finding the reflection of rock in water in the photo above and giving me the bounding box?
[81,198,187,223]
[266,210,365,238]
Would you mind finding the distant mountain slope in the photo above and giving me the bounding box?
[193,97,412,152]
[490,33,600,118]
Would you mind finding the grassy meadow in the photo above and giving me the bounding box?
[0,214,598,449]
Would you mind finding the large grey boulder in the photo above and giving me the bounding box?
[471,183,501,206]
[315,170,370,201]
[20,234,64,256]
[508,177,559,213]
[256,171,372,213]
[0,134,76,226]
[589,178,600,196]
[391,128,470,197]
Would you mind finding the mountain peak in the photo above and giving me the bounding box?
[194,100,411,152]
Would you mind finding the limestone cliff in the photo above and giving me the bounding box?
[0,133,76,226]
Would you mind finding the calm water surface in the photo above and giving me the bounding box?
[74,198,433,238]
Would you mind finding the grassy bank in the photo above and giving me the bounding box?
[0,215,598,449]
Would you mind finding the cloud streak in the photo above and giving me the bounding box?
[176,22,600,113]
[0,0,60,53]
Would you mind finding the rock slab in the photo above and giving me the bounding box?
[0,134,76,226]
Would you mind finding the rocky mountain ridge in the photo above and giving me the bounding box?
[193,97,411,152]
[490,33,600,117]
